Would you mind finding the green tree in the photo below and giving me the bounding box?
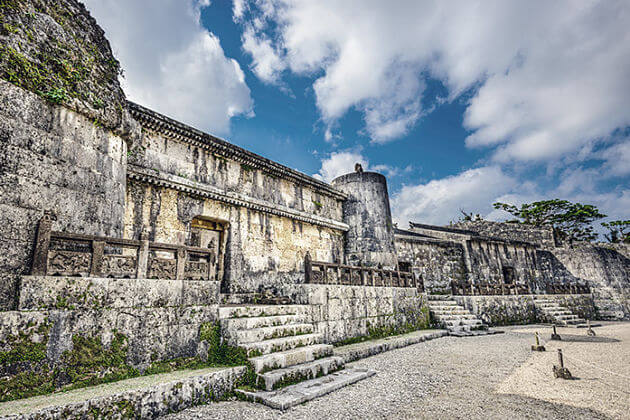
[492,199,607,242]
[601,220,630,244]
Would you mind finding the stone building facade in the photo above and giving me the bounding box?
[0,0,628,400]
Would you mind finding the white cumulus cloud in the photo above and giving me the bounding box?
[236,0,630,157]
[391,166,518,226]
[84,0,253,134]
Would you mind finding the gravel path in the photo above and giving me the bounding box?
[164,328,615,419]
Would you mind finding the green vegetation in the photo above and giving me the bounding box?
[0,321,257,403]
[493,199,607,242]
[601,220,630,244]
[0,0,123,111]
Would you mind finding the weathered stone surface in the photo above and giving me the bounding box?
[288,284,429,343]
[453,220,556,248]
[236,367,376,410]
[453,294,596,326]
[0,81,129,310]
[332,172,398,269]
[18,276,220,310]
[0,0,128,130]
[0,366,246,419]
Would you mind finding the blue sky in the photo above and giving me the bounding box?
[84,0,629,231]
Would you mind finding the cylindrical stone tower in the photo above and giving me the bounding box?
[332,170,398,270]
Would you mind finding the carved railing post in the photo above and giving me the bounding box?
[31,214,53,275]
[136,237,149,279]
[176,247,186,280]
[304,252,312,284]
[90,240,105,277]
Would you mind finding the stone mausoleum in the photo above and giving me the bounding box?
[0,0,629,413]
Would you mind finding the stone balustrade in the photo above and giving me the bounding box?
[450,280,590,296]
[304,253,423,291]
[31,215,217,281]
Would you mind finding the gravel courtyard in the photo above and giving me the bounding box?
[164,323,628,420]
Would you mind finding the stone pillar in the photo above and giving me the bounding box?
[332,171,398,270]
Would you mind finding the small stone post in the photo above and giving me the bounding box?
[551,324,561,341]
[531,332,546,351]
[553,349,572,379]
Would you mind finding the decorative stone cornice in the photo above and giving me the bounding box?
[127,101,347,201]
[127,165,350,232]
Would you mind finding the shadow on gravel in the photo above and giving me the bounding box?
[546,335,620,343]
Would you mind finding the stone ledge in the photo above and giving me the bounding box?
[0,366,246,419]
[334,329,448,363]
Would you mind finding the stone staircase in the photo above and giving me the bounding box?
[426,296,490,336]
[219,304,374,409]
[533,297,587,326]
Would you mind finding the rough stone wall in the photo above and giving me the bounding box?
[0,0,138,311]
[453,220,556,248]
[124,182,345,295]
[547,244,630,319]
[0,0,127,129]
[453,294,596,326]
[465,238,539,288]
[290,284,429,343]
[395,236,467,294]
[332,172,398,269]
[0,81,128,310]
[0,275,219,392]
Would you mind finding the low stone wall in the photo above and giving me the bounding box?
[2,366,246,420]
[453,294,596,326]
[0,276,221,400]
[289,284,429,343]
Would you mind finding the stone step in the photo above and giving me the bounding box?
[428,304,464,310]
[241,333,323,356]
[432,309,470,315]
[221,314,310,330]
[563,318,586,325]
[257,356,345,391]
[427,300,458,306]
[554,314,580,320]
[219,305,311,319]
[434,314,478,321]
[249,344,334,373]
[236,368,376,410]
[234,324,314,344]
[444,319,483,327]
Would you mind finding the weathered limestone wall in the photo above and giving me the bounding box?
[453,220,556,248]
[395,235,467,294]
[547,244,630,319]
[0,0,136,311]
[124,182,345,295]
[453,294,596,326]
[332,172,398,269]
[0,81,128,310]
[128,104,345,224]
[0,275,220,389]
[289,284,429,343]
[465,238,539,288]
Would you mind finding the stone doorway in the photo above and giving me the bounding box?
[190,217,227,283]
